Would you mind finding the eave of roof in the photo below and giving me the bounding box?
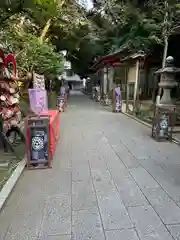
[91,49,146,70]
[121,51,146,62]
[91,49,124,70]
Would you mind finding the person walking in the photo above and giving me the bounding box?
[112,83,121,112]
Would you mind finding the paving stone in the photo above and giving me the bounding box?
[167,225,180,240]
[115,177,148,207]
[88,151,109,172]
[38,235,71,240]
[102,155,131,182]
[72,208,105,240]
[128,205,174,240]
[53,147,72,169]
[92,174,133,230]
[72,179,97,210]
[130,167,160,190]
[4,197,47,240]
[39,195,71,237]
[72,163,91,181]
[117,152,141,169]
[43,170,71,196]
[91,168,112,185]
[161,162,180,183]
[105,229,140,240]
[1,92,180,240]
[138,160,180,202]
[5,234,37,240]
[104,134,125,151]
[53,140,72,170]
[143,187,180,224]
[96,191,133,230]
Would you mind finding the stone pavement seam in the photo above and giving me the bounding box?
[97,134,141,240]
[105,134,177,239]
[72,177,95,211]
[110,130,180,208]
[36,196,54,239]
[131,152,180,208]
[84,138,107,240]
[71,131,105,240]
[105,227,137,232]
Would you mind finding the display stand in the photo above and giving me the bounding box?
[26,87,51,169]
[152,106,176,142]
[152,56,179,142]
[26,115,51,169]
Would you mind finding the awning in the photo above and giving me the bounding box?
[91,51,121,70]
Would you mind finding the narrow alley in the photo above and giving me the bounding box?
[1,91,180,240]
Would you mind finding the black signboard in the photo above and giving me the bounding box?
[26,116,50,169]
[30,127,48,161]
[152,107,175,141]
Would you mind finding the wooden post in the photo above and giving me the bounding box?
[125,67,129,113]
[104,67,108,95]
[133,59,140,115]
[100,69,103,98]
[107,67,109,95]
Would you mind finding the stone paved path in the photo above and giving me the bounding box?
[1,91,180,240]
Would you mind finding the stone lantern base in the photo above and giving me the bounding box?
[152,56,179,142]
[152,105,176,141]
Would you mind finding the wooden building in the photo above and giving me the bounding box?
[91,50,161,117]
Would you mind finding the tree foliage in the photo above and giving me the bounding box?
[0,0,180,77]
[0,0,66,76]
[90,0,180,52]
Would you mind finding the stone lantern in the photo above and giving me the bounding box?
[152,56,180,141]
[155,56,180,106]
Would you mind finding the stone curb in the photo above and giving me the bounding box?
[0,159,26,211]
[90,95,180,145]
[123,112,152,128]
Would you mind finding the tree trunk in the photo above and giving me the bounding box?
[156,0,169,105]
[39,18,52,43]
[156,36,169,105]
[162,36,168,68]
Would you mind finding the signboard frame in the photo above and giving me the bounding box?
[151,107,176,142]
[26,115,51,169]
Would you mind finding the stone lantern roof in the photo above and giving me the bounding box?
[155,56,180,74]
[155,56,180,105]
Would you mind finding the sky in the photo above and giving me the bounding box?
[86,0,93,10]
[79,0,93,10]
